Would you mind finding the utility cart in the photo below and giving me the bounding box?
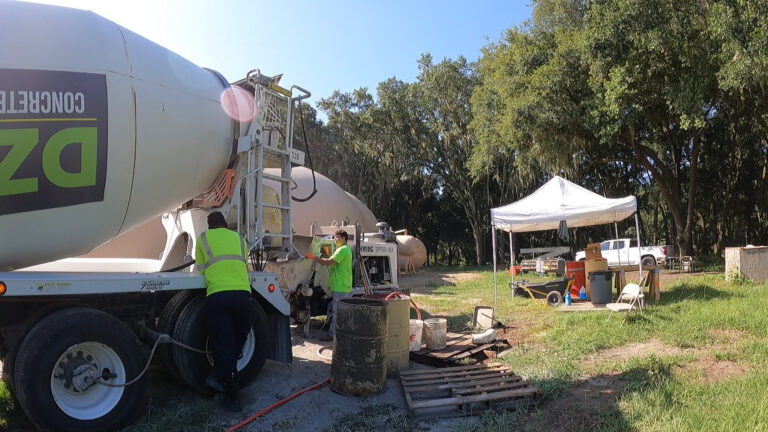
[509,277,572,307]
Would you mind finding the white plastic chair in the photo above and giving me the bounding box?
[681,256,694,273]
[606,283,644,326]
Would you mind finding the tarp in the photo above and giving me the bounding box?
[491,176,637,232]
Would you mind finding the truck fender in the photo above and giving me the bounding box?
[249,273,290,316]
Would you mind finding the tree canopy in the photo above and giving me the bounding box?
[297,0,768,265]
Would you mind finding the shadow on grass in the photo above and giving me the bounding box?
[520,357,675,431]
[658,282,738,306]
[401,267,495,296]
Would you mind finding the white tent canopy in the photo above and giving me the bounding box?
[490,176,640,310]
[491,176,637,232]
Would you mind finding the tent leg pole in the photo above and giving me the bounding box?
[509,231,514,267]
[635,213,642,282]
[492,226,498,312]
[509,231,514,284]
[615,222,621,266]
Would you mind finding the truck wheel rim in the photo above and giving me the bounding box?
[205,329,256,371]
[237,330,256,371]
[50,342,126,420]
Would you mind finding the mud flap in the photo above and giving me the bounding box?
[267,311,292,363]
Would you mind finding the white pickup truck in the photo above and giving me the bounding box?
[575,239,668,267]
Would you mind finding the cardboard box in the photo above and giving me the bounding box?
[585,243,602,260]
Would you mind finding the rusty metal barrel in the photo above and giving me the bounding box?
[330,298,388,396]
[365,293,411,377]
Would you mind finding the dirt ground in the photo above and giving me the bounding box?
[196,268,704,432]
[134,323,474,432]
[195,330,473,432]
[2,268,718,432]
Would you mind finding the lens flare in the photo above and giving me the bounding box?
[220,86,256,122]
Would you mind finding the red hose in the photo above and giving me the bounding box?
[384,291,422,321]
[226,377,330,432]
[228,292,420,431]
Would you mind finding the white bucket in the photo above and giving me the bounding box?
[423,318,447,350]
[409,319,423,351]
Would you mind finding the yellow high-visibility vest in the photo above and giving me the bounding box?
[195,228,250,296]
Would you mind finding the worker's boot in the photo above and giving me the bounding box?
[221,376,242,413]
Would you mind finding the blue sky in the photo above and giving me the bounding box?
[31,0,532,114]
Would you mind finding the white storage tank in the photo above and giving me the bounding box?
[0,2,236,270]
[264,167,378,236]
[397,235,427,272]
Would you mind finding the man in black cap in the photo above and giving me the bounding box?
[195,211,251,412]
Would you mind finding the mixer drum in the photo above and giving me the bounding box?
[0,2,235,270]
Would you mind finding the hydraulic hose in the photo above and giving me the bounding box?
[159,260,195,272]
[384,291,422,320]
[96,330,208,388]
[291,102,318,202]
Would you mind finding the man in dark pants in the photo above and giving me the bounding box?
[195,211,251,412]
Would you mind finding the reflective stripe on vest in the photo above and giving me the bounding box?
[198,231,246,271]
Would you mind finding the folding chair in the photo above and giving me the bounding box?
[606,283,644,326]
[680,256,694,273]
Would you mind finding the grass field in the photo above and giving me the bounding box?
[410,269,768,431]
[3,267,768,431]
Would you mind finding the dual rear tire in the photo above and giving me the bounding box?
[167,293,270,392]
[10,292,271,431]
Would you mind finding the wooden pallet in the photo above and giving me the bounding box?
[400,363,540,419]
[409,332,509,367]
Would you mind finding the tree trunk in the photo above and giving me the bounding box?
[472,224,486,266]
[628,129,700,258]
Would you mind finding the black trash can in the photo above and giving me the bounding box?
[588,271,613,304]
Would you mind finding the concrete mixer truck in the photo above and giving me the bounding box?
[0,2,398,431]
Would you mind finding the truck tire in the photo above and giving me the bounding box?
[172,294,270,393]
[1,301,84,390]
[641,256,656,267]
[13,307,146,432]
[156,290,199,383]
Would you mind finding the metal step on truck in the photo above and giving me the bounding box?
[0,2,399,431]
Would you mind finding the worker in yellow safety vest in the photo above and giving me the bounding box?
[195,211,251,412]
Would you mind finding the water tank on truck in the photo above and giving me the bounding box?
[0,1,238,271]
